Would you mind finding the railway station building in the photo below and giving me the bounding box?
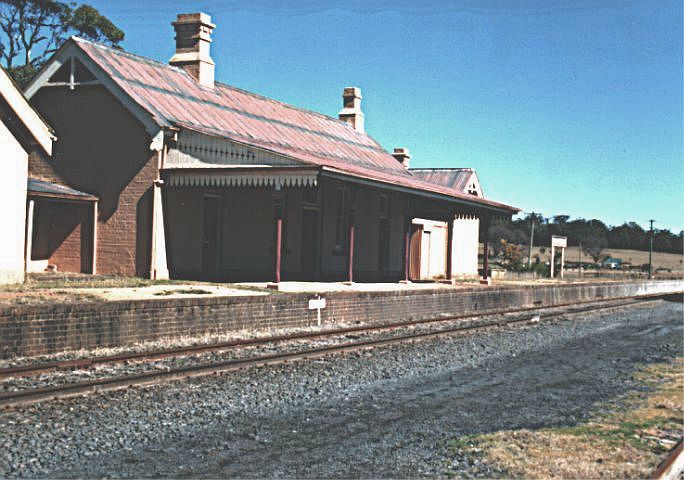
[22,12,518,284]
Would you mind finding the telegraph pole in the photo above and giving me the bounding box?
[648,219,655,279]
[528,213,536,268]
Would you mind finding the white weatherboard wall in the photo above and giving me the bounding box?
[413,219,448,279]
[452,216,479,277]
[0,120,27,284]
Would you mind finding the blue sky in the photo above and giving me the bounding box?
[86,0,683,232]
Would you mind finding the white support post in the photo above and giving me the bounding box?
[92,200,98,275]
[560,247,565,279]
[550,245,555,279]
[25,199,35,275]
[150,181,169,280]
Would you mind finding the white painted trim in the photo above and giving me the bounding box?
[92,201,98,275]
[167,129,302,168]
[0,67,54,155]
[24,199,35,274]
[466,171,484,198]
[150,130,164,151]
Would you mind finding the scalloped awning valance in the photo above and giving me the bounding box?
[165,170,319,188]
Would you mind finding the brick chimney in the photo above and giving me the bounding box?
[392,148,411,169]
[169,13,216,88]
[338,87,364,133]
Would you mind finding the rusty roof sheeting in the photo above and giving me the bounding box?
[409,168,476,193]
[71,38,518,213]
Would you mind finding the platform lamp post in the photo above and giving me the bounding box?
[648,219,655,279]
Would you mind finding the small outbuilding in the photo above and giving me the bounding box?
[409,169,485,280]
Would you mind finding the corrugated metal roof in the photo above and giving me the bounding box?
[28,177,97,200]
[70,37,517,213]
[409,168,475,193]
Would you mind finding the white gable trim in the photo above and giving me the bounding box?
[0,67,54,155]
[465,171,484,198]
[24,39,162,136]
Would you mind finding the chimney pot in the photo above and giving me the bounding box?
[392,147,411,169]
[169,12,216,88]
[338,86,364,132]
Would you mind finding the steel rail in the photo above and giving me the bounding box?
[0,292,668,380]
[0,296,664,410]
[652,439,684,480]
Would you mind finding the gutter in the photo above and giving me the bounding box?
[319,168,519,216]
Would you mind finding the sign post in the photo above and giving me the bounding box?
[550,235,567,279]
[308,295,327,326]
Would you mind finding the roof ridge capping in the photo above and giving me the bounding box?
[409,167,474,172]
[71,36,188,73]
[214,81,368,131]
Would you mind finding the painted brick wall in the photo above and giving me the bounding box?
[0,280,681,359]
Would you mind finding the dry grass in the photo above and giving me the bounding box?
[0,274,222,306]
[448,358,684,479]
[529,246,684,272]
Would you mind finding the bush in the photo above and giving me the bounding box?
[528,262,549,277]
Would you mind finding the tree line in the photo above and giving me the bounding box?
[486,214,683,262]
[0,0,123,87]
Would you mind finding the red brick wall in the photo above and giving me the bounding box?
[30,85,157,277]
[28,149,65,184]
[32,201,91,273]
[0,281,680,358]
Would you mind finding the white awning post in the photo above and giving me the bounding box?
[24,199,35,275]
[560,246,565,279]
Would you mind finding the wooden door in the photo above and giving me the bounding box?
[409,224,422,281]
[300,209,319,278]
[377,218,390,277]
[202,196,221,277]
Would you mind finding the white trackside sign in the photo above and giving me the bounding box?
[308,298,326,310]
[308,296,326,326]
[551,235,567,248]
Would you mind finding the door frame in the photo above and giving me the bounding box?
[300,205,321,279]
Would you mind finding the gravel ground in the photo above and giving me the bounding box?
[1,300,681,478]
[0,300,644,392]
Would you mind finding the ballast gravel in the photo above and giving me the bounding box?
[0,300,681,478]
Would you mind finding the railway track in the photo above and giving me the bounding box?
[0,294,669,410]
